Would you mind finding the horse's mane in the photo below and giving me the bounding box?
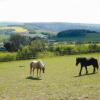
[38,60,45,68]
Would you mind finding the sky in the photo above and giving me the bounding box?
[0,0,100,24]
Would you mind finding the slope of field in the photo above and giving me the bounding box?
[0,54,100,99]
[24,22,100,33]
[0,26,28,33]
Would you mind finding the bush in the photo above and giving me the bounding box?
[17,46,36,60]
[74,44,88,54]
[37,51,55,58]
[88,44,100,53]
[17,39,48,60]
[4,34,31,52]
[0,52,16,62]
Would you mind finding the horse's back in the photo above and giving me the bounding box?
[30,60,44,68]
[30,60,39,68]
[83,57,98,67]
[87,57,98,63]
[77,57,98,65]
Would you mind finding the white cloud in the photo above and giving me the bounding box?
[0,0,100,23]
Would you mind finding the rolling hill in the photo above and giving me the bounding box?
[0,22,100,42]
[0,26,28,33]
[56,29,100,42]
[23,22,100,33]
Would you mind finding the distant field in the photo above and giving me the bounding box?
[0,26,28,33]
[0,53,100,99]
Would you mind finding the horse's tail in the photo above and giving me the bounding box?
[30,62,33,75]
[96,59,99,70]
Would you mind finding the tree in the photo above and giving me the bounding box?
[4,41,14,52]
[4,34,30,52]
[30,38,47,52]
[88,43,100,52]
[17,38,47,59]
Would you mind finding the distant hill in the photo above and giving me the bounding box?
[23,22,100,33]
[57,29,98,37]
[56,29,100,42]
[0,22,100,42]
[0,22,24,26]
[0,22,100,33]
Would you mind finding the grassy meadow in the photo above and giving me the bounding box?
[0,53,100,100]
[0,26,28,33]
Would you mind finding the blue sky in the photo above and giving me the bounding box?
[0,0,100,24]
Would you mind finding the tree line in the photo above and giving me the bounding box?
[1,34,100,61]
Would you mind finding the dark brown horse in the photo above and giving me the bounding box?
[76,57,99,76]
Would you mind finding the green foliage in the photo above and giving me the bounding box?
[17,46,34,59]
[30,39,46,52]
[88,43,100,52]
[74,44,89,53]
[4,34,30,52]
[56,29,100,42]
[37,51,55,58]
[57,29,97,39]
[0,34,9,42]
[2,40,100,61]
[0,52,16,61]
[48,43,100,55]
[17,39,48,60]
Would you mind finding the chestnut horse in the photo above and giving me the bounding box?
[30,60,45,77]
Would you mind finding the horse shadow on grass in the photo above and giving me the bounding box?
[26,76,42,80]
[74,72,97,77]
[19,65,25,67]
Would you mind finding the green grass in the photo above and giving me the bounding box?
[0,53,100,99]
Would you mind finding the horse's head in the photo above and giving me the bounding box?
[38,60,45,73]
[42,67,45,73]
[76,58,80,66]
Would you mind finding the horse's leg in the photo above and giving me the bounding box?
[30,66,32,76]
[39,69,41,77]
[37,68,38,77]
[85,66,88,74]
[93,66,96,73]
[33,68,35,77]
[79,66,82,76]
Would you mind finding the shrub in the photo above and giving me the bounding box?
[88,44,100,53]
[74,44,88,54]
[37,51,55,58]
[17,46,36,60]
[0,52,16,62]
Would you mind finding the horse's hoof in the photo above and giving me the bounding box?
[79,74,81,76]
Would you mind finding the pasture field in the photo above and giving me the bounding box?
[0,26,28,33]
[0,54,100,100]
